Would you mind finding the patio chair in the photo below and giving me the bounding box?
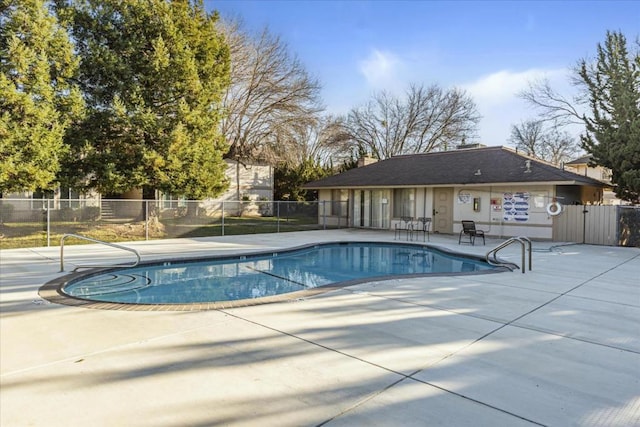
[394,216,414,240]
[458,220,485,245]
[416,217,432,241]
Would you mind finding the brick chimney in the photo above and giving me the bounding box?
[357,156,378,167]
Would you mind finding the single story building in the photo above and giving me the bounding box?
[304,146,610,240]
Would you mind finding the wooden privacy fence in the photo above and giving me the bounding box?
[553,205,640,246]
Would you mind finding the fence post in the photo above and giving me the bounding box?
[322,201,326,230]
[145,200,149,241]
[277,202,280,233]
[615,205,621,246]
[346,199,350,229]
[582,206,589,244]
[221,201,225,236]
[46,199,51,247]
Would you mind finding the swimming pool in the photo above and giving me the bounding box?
[45,242,503,309]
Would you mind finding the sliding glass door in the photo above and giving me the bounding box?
[352,190,390,229]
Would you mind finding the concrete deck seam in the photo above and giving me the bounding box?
[325,255,639,424]
[349,289,639,354]
[499,250,640,329]
[559,293,640,309]
[26,247,58,263]
[506,323,640,354]
[344,287,516,325]
[219,300,410,378]
[219,292,550,426]
[0,315,234,378]
[315,374,413,427]
[406,376,548,427]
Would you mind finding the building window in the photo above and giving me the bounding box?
[60,187,81,208]
[161,193,186,209]
[31,189,54,209]
[393,189,414,218]
[331,189,347,216]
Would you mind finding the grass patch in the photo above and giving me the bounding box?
[0,215,322,249]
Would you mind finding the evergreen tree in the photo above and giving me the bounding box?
[579,31,640,203]
[274,159,334,202]
[57,0,231,199]
[0,0,83,193]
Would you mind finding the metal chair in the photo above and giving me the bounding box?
[416,217,432,241]
[394,216,414,240]
[458,220,485,245]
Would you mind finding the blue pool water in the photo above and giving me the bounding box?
[62,242,499,305]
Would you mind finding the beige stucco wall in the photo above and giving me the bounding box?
[566,164,619,205]
[317,185,560,239]
[2,189,101,210]
[565,164,611,182]
[220,160,273,202]
[451,185,556,240]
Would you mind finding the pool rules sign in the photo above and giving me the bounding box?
[503,192,530,222]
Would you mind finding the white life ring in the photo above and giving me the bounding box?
[546,202,562,216]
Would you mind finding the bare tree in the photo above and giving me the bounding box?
[286,115,354,166]
[509,120,546,158]
[519,78,585,127]
[344,84,480,159]
[543,124,580,165]
[219,19,323,165]
[509,119,579,165]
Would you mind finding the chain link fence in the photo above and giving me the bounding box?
[618,205,640,247]
[0,199,349,249]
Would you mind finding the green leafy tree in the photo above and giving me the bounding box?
[523,31,640,203]
[0,0,83,194]
[579,31,640,203]
[57,0,230,199]
[274,159,334,202]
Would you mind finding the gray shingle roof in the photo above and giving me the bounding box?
[564,155,592,165]
[304,146,608,189]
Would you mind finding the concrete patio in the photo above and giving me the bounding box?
[1,229,638,426]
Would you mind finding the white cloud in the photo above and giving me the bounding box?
[358,49,403,89]
[461,68,573,145]
[463,68,567,107]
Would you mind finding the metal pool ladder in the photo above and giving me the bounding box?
[60,233,141,272]
[486,236,532,274]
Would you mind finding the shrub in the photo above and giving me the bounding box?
[81,206,101,221]
[619,207,640,247]
[58,207,77,221]
[0,203,14,223]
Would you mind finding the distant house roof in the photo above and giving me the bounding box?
[304,146,608,189]
[564,155,592,166]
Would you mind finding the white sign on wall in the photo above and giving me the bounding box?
[457,191,472,204]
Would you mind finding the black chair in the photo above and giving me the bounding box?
[459,220,485,245]
[394,216,414,240]
[416,217,432,241]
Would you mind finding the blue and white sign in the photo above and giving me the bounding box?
[503,192,530,222]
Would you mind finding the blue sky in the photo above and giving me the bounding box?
[208,0,639,146]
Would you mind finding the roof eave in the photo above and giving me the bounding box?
[305,180,608,190]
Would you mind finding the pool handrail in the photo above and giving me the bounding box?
[60,233,141,272]
[486,236,532,274]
